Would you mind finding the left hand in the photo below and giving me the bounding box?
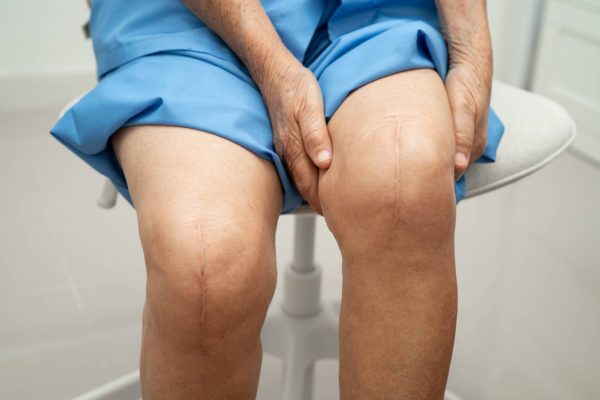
[435,0,494,181]
[445,61,491,181]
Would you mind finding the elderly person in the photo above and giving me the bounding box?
[51,0,503,398]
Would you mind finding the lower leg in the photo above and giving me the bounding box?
[338,229,457,399]
[336,176,458,400]
[139,297,266,399]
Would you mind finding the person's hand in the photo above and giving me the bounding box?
[445,60,491,181]
[181,0,332,213]
[434,0,493,181]
[259,58,333,215]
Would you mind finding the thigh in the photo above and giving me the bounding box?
[111,124,282,248]
[318,69,456,241]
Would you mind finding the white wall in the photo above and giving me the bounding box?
[0,0,542,82]
[487,0,544,88]
[0,0,541,112]
[0,0,95,111]
[0,0,94,75]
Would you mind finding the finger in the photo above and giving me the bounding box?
[288,150,323,215]
[472,117,488,163]
[297,100,333,169]
[471,124,487,164]
[449,94,477,180]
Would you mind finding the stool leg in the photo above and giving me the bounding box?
[282,214,322,318]
[281,353,315,400]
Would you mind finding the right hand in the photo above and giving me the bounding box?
[181,0,332,213]
[258,58,333,215]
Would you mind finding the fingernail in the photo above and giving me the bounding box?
[316,149,331,164]
[455,152,468,168]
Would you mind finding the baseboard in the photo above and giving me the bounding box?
[0,70,96,113]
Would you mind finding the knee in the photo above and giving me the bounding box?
[321,117,456,247]
[139,211,277,348]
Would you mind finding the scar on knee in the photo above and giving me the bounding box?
[393,115,402,241]
[198,230,207,342]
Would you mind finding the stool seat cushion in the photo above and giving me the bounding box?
[464,81,576,198]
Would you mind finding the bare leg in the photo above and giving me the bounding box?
[111,125,282,399]
[318,69,457,399]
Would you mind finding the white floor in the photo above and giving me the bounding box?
[1,108,599,400]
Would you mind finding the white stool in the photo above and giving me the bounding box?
[65,81,575,400]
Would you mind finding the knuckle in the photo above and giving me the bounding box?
[294,174,313,196]
[284,147,305,170]
[455,131,474,147]
[298,92,322,112]
[310,104,324,117]
[455,92,478,115]
[280,133,304,161]
[302,128,323,148]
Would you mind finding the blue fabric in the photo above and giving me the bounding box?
[51,0,504,214]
